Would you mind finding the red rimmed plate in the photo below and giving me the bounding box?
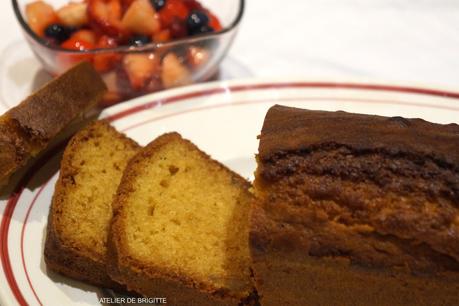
[1,79,459,306]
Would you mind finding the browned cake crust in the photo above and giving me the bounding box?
[0,62,107,185]
[45,215,124,290]
[107,133,257,306]
[45,121,139,289]
[251,105,459,306]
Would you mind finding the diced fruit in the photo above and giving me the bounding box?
[26,0,222,105]
[88,0,124,38]
[187,46,209,67]
[186,10,215,35]
[121,0,136,5]
[101,70,118,91]
[121,0,135,9]
[208,12,222,31]
[100,71,122,106]
[153,29,171,42]
[97,35,118,48]
[158,0,188,28]
[56,2,88,27]
[57,34,95,71]
[150,0,166,11]
[61,34,95,51]
[169,17,187,38]
[121,0,160,36]
[161,53,191,88]
[26,1,59,36]
[128,35,152,46]
[123,53,159,90]
[183,1,221,31]
[44,24,73,43]
[71,29,97,45]
[28,0,221,46]
[186,10,208,32]
[144,76,162,92]
[93,35,120,72]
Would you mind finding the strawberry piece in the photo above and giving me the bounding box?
[61,34,95,51]
[208,12,222,31]
[25,1,59,36]
[153,29,171,42]
[161,53,191,89]
[57,2,88,27]
[121,0,160,35]
[71,29,97,45]
[97,35,118,48]
[93,35,121,72]
[57,35,94,71]
[121,0,135,4]
[123,53,159,90]
[169,17,187,38]
[87,0,124,38]
[121,0,135,10]
[159,0,189,28]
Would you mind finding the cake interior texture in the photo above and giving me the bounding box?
[45,120,139,287]
[110,133,254,304]
[251,105,459,306]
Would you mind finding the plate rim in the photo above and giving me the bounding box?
[101,77,459,121]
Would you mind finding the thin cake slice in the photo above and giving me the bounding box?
[108,133,256,305]
[0,62,107,186]
[45,120,140,288]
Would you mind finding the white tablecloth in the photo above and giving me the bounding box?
[1,0,458,112]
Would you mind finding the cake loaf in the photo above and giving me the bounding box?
[0,62,107,186]
[108,133,257,305]
[251,105,459,306]
[45,121,140,288]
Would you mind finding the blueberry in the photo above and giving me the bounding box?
[150,0,166,11]
[44,24,73,43]
[186,10,209,33]
[128,35,152,47]
[189,25,214,36]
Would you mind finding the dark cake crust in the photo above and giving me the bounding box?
[45,210,124,289]
[0,62,107,185]
[252,105,459,306]
[259,105,459,167]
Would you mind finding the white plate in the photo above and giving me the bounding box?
[1,78,459,306]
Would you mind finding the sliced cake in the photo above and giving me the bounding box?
[0,62,107,186]
[108,133,256,305]
[45,120,140,288]
[251,105,459,306]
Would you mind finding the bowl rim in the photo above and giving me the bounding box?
[12,0,245,54]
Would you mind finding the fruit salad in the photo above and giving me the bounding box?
[25,0,222,105]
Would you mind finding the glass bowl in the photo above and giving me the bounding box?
[12,0,244,106]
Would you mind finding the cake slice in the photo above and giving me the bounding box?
[45,120,140,288]
[108,133,256,305]
[0,62,107,186]
[251,105,459,306]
